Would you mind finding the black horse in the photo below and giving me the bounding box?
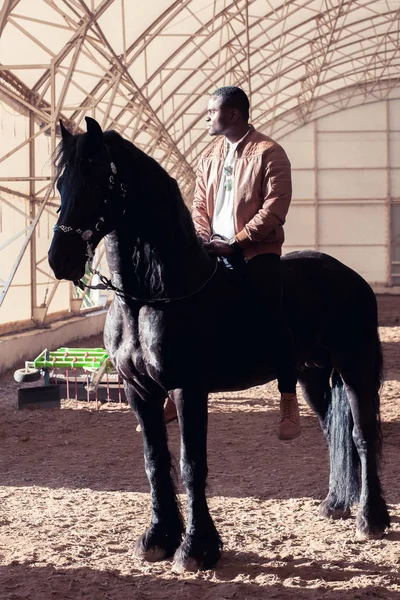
[48,117,390,573]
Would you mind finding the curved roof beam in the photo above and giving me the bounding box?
[142,6,398,162]
[143,0,318,101]
[0,0,20,36]
[91,0,397,167]
[66,0,194,128]
[186,76,400,163]
[10,0,196,198]
[106,0,310,138]
[85,26,195,196]
[266,78,400,139]
[159,15,395,133]
[2,0,399,187]
[180,28,400,131]
[184,54,400,163]
[31,0,114,94]
[153,5,397,128]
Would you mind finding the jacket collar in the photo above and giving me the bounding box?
[204,125,257,159]
[225,125,254,156]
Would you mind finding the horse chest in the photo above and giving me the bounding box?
[136,307,164,371]
[110,305,165,382]
[108,299,209,392]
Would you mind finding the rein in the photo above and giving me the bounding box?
[55,156,219,304]
[75,259,219,305]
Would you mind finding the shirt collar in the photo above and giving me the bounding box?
[225,125,253,153]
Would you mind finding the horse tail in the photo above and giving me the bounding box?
[325,370,360,508]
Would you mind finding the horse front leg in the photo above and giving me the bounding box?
[172,388,222,573]
[125,383,184,561]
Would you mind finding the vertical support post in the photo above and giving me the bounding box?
[50,59,57,173]
[29,105,37,319]
[314,119,319,251]
[44,350,50,385]
[245,0,252,121]
[118,373,122,408]
[32,61,57,325]
[385,100,391,287]
[74,367,78,406]
[121,0,127,63]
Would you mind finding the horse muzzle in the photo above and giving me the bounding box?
[48,233,87,281]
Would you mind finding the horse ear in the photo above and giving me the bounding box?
[85,116,103,140]
[59,120,72,141]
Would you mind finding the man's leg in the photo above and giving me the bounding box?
[246,254,301,440]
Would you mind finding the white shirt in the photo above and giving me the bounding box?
[212,140,238,240]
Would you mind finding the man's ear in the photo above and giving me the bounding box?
[230,108,241,123]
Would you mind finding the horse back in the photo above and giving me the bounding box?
[281,250,378,352]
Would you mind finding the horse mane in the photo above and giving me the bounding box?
[53,131,89,194]
[102,131,208,297]
[104,130,198,238]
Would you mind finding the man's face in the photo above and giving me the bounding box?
[206,95,232,136]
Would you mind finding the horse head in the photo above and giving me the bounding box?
[48,117,125,281]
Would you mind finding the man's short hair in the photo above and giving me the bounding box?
[212,86,250,121]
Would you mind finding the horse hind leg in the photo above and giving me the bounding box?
[338,355,390,539]
[298,362,331,426]
[298,364,353,520]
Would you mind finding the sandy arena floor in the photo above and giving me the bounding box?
[0,295,399,599]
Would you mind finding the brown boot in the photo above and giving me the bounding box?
[164,395,178,424]
[278,392,301,440]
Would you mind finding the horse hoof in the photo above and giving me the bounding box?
[171,556,199,574]
[134,543,168,562]
[355,528,384,541]
[133,536,169,562]
[171,534,222,573]
[319,502,351,520]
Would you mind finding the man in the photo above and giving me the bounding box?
[192,86,300,441]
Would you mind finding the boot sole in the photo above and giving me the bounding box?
[278,429,301,441]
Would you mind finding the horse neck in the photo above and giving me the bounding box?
[104,201,212,300]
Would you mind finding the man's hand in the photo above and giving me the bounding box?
[204,239,234,257]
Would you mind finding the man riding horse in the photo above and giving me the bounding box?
[167,86,300,441]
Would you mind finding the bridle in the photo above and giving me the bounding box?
[53,159,127,261]
[54,158,219,304]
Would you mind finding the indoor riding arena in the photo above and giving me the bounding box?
[1,2,399,599]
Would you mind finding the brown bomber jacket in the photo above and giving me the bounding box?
[191,125,292,259]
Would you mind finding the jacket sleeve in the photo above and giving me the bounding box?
[235,144,292,246]
[191,160,212,242]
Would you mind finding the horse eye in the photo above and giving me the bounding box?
[56,206,61,213]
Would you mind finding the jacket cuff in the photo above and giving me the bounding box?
[235,228,252,248]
